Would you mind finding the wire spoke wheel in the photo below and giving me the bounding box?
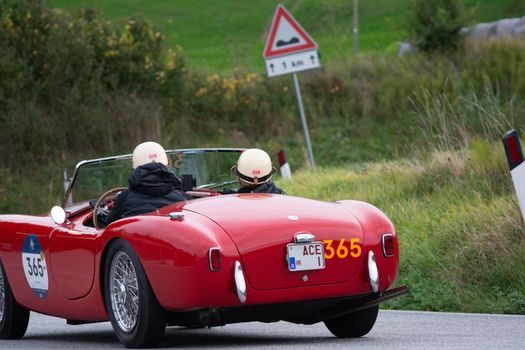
[109,251,140,332]
[0,259,29,339]
[0,263,5,324]
[104,240,166,347]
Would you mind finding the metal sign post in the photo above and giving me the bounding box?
[263,5,321,168]
[292,73,315,167]
[353,0,359,53]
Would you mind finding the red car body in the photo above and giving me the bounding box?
[0,149,407,347]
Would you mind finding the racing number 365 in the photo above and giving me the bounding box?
[323,239,361,259]
[26,256,45,277]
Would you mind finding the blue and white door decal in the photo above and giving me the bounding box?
[22,235,49,299]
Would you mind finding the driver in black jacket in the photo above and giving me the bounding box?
[234,148,286,194]
[104,142,191,226]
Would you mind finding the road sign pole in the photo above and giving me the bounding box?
[263,5,320,168]
[292,73,315,168]
[353,0,359,53]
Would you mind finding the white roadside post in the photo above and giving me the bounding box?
[278,149,292,180]
[263,5,321,168]
[502,130,525,221]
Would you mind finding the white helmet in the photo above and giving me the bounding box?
[132,141,169,169]
[235,148,275,186]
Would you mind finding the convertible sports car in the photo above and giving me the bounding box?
[0,148,407,348]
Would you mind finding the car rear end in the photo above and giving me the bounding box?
[147,195,403,315]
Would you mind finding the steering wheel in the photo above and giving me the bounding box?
[93,187,127,230]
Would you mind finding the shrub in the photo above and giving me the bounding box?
[409,0,467,52]
[0,0,186,170]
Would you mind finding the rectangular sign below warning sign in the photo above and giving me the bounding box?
[264,49,320,78]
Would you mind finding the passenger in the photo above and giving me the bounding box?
[234,149,286,194]
[104,142,191,226]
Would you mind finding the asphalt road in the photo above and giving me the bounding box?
[1,310,524,349]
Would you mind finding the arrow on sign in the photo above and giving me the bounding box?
[310,55,315,64]
[270,63,275,73]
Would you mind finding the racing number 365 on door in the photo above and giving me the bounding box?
[21,234,49,299]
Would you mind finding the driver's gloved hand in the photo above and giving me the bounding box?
[97,206,110,228]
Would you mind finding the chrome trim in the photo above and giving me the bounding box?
[368,251,379,293]
[294,233,315,243]
[233,261,247,304]
[169,212,184,221]
[63,148,245,207]
[166,148,245,154]
[382,233,395,257]
[109,251,139,332]
[186,191,214,197]
[208,247,221,272]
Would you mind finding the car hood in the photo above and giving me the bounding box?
[174,194,365,290]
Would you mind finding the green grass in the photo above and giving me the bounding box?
[48,0,523,71]
[279,142,525,313]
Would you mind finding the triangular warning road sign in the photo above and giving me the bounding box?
[263,5,318,59]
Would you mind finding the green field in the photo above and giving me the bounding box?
[49,0,523,71]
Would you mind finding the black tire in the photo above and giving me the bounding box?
[324,305,379,338]
[104,239,166,348]
[0,259,30,339]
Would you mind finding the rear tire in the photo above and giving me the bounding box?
[324,305,379,338]
[104,239,166,348]
[0,259,30,339]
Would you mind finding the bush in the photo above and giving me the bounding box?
[0,0,186,170]
[409,0,467,52]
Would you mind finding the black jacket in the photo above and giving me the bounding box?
[104,163,191,226]
[237,182,286,194]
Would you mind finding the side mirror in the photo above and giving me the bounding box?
[50,206,66,225]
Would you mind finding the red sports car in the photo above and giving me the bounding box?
[0,149,407,347]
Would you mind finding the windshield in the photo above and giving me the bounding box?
[66,149,243,206]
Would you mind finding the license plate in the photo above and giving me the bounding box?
[286,242,325,271]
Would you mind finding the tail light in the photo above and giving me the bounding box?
[382,234,395,257]
[208,247,222,271]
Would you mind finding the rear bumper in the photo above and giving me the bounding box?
[167,285,409,327]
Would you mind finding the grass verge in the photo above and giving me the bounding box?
[280,141,525,313]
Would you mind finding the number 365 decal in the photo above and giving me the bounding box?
[22,235,49,299]
[323,239,362,259]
